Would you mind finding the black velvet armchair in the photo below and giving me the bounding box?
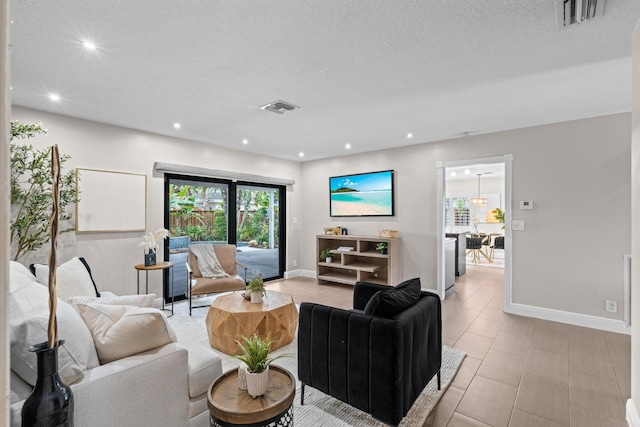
[298,279,442,426]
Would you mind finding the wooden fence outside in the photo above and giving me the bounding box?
[169,210,223,230]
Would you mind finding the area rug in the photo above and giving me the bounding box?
[167,296,466,426]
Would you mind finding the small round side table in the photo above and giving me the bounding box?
[134,261,175,316]
[208,365,295,427]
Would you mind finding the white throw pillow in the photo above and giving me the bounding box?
[9,261,100,386]
[75,304,177,364]
[31,257,98,301]
[67,294,156,308]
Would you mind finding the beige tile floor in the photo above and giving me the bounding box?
[432,264,631,427]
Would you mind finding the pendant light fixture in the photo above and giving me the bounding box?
[471,173,487,204]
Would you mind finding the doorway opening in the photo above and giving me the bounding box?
[436,155,512,306]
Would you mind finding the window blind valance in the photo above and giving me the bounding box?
[153,162,295,186]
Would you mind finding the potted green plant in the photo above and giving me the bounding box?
[247,274,265,303]
[10,121,78,262]
[319,248,332,263]
[376,242,388,254]
[234,333,291,398]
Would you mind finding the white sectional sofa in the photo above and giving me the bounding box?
[9,261,222,427]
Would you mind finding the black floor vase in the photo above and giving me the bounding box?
[22,340,74,427]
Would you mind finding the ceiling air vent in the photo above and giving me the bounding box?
[556,0,605,30]
[260,100,299,115]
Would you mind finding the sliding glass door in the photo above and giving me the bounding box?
[168,177,230,243]
[235,184,281,281]
[164,174,285,301]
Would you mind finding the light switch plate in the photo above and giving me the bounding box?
[512,220,525,231]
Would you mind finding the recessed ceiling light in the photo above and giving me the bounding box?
[464,169,471,175]
[173,123,181,129]
[407,133,413,139]
[82,40,97,51]
[242,139,248,145]
[450,171,456,177]
[345,143,351,149]
[48,93,60,102]
[299,152,304,157]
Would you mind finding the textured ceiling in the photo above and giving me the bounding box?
[9,1,640,162]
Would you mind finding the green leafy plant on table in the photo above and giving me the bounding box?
[247,274,265,294]
[234,333,293,398]
[233,333,291,374]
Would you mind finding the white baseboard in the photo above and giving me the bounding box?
[283,269,316,279]
[628,399,640,427]
[505,302,631,335]
[283,269,299,279]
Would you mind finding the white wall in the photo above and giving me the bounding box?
[629,17,640,426]
[11,106,303,297]
[301,113,631,325]
[6,103,633,420]
[9,106,631,324]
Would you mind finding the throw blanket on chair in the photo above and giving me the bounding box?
[190,244,230,279]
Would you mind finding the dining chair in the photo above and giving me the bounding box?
[490,236,505,261]
[466,236,484,264]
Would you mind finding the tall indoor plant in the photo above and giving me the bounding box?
[21,145,74,426]
[10,121,78,262]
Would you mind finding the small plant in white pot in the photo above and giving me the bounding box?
[320,248,332,263]
[234,333,291,398]
[247,274,265,303]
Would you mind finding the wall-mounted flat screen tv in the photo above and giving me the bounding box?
[329,170,395,217]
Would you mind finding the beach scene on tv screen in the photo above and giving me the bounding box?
[330,171,393,216]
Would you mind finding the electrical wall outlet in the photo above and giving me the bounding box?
[606,300,617,313]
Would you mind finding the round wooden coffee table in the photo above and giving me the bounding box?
[205,290,298,355]
[208,365,295,427]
